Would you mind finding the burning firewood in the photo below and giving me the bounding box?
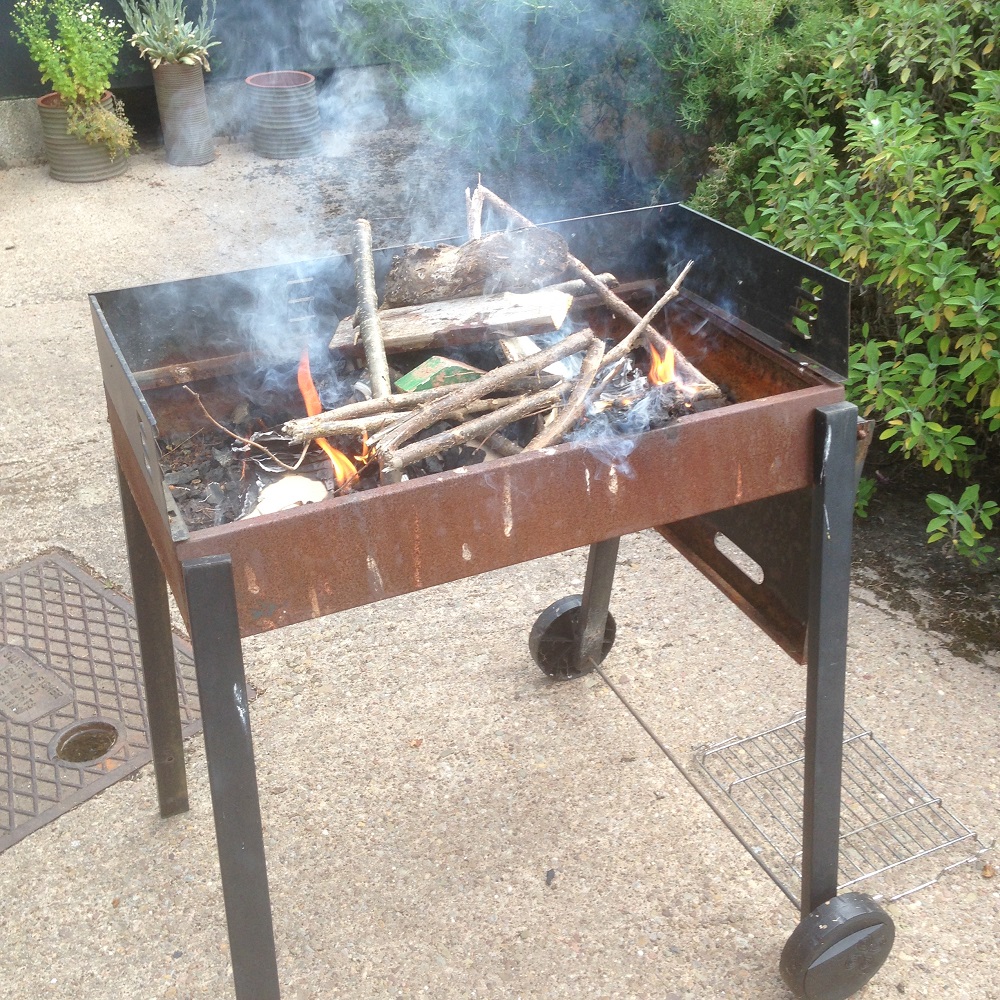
[370,328,596,458]
[472,183,706,373]
[381,226,570,307]
[382,385,565,476]
[292,188,724,488]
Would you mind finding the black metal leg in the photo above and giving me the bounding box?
[800,402,859,918]
[182,555,280,1000]
[576,537,621,671]
[116,460,189,818]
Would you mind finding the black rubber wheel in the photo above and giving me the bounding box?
[780,893,895,1000]
[528,595,616,679]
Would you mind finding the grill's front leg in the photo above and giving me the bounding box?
[780,402,895,1000]
[182,554,280,1000]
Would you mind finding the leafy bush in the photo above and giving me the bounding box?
[693,0,1000,563]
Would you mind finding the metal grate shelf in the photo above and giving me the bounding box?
[695,711,984,904]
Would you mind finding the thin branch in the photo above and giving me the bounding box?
[526,338,605,451]
[184,386,310,472]
[352,218,393,400]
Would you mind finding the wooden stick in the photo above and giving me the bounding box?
[352,218,393,400]
[286,397,521,439]
[547,273,618,296]
[466,182,484,240]
[372,329,594,456]
[182,386,311,472]
[599,260,695,370]
[525,338,606,451]
[135,351,258,390]
[386,386,563,472]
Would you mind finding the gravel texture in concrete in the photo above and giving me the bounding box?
[0,92,997,1000]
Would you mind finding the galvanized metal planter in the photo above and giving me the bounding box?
[246,70,321,159]
[36,93,128,183]
[152,63,216,167]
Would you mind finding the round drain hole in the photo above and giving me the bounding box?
[50,720,121,765]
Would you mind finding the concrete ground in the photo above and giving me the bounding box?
[0,102,997,1000]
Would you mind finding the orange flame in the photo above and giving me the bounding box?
[648,343,676,386]
[297,349,357,488]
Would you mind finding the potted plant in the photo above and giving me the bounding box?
[10,0,135,181]
[119,0,218,166]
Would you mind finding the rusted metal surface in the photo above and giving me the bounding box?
[166,381,839,636]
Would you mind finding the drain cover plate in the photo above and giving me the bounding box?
[0,553,201,852]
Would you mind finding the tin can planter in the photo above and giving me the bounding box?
[152,63,216,166]
[246,71,321,159]
[36,93,129,183]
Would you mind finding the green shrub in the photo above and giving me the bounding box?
[693,0,1000,564]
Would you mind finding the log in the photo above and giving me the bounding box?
[381,227,570,308]
[330,286,575,355]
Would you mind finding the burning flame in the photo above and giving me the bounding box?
[297,349,358,488]
[648,343,676,386]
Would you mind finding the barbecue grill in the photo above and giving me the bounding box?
[91,204,896,1000]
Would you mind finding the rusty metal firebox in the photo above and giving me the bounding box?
[91,204,896,1000]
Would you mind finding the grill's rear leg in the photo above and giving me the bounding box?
[116,459,188,818]
[529,536,619,677]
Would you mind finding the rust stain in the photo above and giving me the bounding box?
[412,512,423,589]
[366,554,384,595]
[502,474,513,537]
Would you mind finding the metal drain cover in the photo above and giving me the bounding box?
[0,553,201,852]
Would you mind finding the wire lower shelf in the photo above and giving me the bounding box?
[694,711,985,905]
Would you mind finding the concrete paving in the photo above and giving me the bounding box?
[0,105,997,1000]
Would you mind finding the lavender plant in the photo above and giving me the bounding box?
[118,0,218,71]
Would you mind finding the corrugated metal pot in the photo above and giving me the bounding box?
[36,93,129,183]
[152,63,215,166]
[246,71,321,159]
